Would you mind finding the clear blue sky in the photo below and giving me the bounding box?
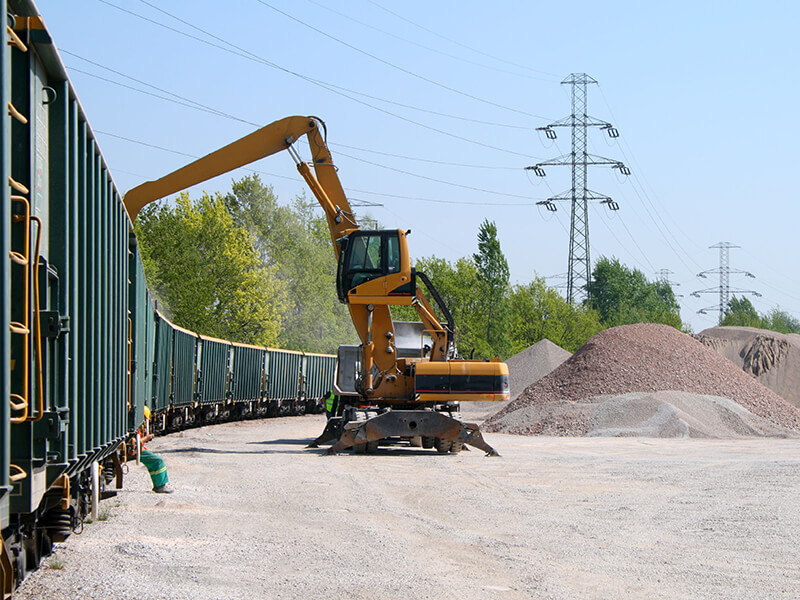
[35,0,800,333]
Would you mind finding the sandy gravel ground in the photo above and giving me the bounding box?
[15,415,800,600]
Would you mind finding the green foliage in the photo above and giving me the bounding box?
[224,176,355,353]
[508,278,604,353]
[400,255,485,356]
[720,296,761,328]
[46,558,65,570]
[761,307,800,334]
[587,257,683,329]
[135,191,285,346]
[472,219,511,358]
[720,299,800,333]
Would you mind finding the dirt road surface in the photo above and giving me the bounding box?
[15,415,800,600]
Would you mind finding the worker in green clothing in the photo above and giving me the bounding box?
[138,406,173,494]
[323,390,341,420]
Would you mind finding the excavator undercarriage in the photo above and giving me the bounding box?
[308,404,499,456]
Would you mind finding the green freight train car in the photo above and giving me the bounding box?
[0,2,335,593]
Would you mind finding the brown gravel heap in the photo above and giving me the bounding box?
[484,323,800,437]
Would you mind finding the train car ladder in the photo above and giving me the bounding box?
[7,39,44,427]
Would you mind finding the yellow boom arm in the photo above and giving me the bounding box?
[124,116,357,251]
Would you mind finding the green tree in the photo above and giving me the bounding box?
[399,256,484,356]
[508,278,604,353]
[720,296,762,328]
[224,176,355,353]
[587,257,682,329]
[472,219,511,358]
[135,191,285,346]
[760,307,800,334]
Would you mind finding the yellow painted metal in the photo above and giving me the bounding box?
[415,359,510,403]
[53,474,71,510]
[8,176,28,194]
[8,464,26,483]
[127,317,133,410]
[9,196,30,423]
[6,102,27,124]
[1,535,13,598]
[8,195,44,423]
[29,215,44,422]
[5,25,26,52]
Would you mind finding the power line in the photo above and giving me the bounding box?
[332,143,521,170]
[335,150,540,203]
[596,85,703,273]
[95,129,540,207]
[253,0,550,121]
[61,50,259,127]
[62,52,542,200]
[591,203,654,273]
[301,0,554,83]
[65,64,260,126]
[96,0,542,160]
[304,79,540,131]
[363,0,559,80]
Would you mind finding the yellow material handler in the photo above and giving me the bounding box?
[124,116,509,455]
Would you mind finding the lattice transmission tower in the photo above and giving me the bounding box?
[656,268,682,298]
[690,242,760,321]
[526,73,630,304]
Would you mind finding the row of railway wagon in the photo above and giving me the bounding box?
[0,1,337,594]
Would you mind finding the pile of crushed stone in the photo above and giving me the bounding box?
[483,323,800,438]
[506,338,572,398]
[695,326,800,409]
[461,339,570,422]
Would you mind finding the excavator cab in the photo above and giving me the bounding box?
[336,229,415,303]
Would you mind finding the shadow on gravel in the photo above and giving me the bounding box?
[158,446,311,455]
[248,438,313,446]
[161,444,485,457]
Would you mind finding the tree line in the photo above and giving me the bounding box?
[719,297,800,334]
[135,175,797,358]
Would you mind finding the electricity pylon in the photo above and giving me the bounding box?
[691,242,760,322]
[526,73,629,304]
[656,268,682,298]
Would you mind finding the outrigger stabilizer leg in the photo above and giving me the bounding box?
[323,410,500,456]
[306,416,344,448]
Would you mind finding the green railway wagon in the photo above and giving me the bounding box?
[266,348,303,415]
[1,2,341,591]
[197,335,231,407]
[129,253,155,431]
[2,3,149,585]
[302,353,338,413]
[230,343,266,402]
[151,311,175,416]
[169,322,197,409]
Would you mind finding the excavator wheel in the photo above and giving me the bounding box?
[434,438,453,454]
[421,436,435,449]
[451,441,464,454]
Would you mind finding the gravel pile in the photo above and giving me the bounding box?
[696,326,800,408]
[484,323,800,438]
[461,339,570,422]
[506,338,572,398]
